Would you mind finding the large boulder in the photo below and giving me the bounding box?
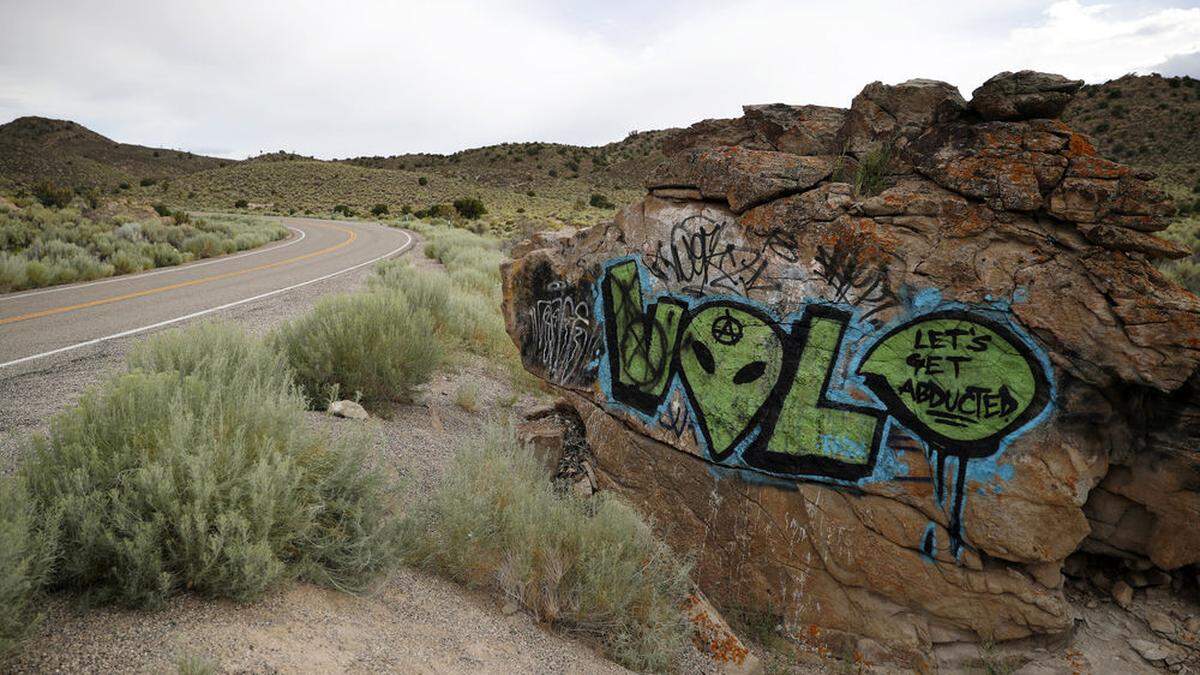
[970,70,1085,122]
[501,73,1200,665]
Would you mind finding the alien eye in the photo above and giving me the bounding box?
[692,341,715,374]
[733,360,767,384]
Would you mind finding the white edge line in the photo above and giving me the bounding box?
[0,228,413,370]
[0,226,307,302]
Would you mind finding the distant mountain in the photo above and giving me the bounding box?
[0,116,233,190]
[339,129,674,192]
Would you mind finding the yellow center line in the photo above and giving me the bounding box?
[0,222,357,326]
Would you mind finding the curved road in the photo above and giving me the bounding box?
[0,216,413,369]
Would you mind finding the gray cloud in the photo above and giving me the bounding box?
[1150,50,1200,77]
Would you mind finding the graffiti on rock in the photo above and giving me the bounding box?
[519,263,602,387]
[812,224,898,319]
[644,215,794,296]
[597,256,1052,556]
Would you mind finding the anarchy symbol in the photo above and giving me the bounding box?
[710,309,744,346]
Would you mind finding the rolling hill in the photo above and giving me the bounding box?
[0,117,232,191]
[2,73,1198,234]
[1063,73,1200,191]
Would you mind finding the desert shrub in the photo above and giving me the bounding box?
[271,291,442,406]
[452,380,480,411]
[20,323,398,608]
[147,242,183,267]
[0,476,59,663]
[115,221,143,241]
[32,181,74,208]
[371,203,389,217]
[24,261,49,287]
[332,204,355,217]
[368,260,509,360]
[0,254,28,292]
[182,232,225,258]
[140,177,157,187]
[1159,216,1200,294]
[403,425,693,671]
[589,193,615,209]
[234,199,248,209]
[152,203,172,217]
[422,203,455,220]
[418,176,428,186]
[176,653,218,675]
[77,186,102,209]
[111,248,151,274]
[452,197,487,220]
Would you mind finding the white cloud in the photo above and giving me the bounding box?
[1004,1,1200,82]
[0,1,1197,159]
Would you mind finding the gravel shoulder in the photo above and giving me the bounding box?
[1,229,626,674]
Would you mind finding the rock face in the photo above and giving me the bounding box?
[501,72,1200,664]
[970,71,1084,122]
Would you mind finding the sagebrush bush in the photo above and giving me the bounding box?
[368,260,511,360]
[0,477,59,663]
[403,425,693,672]
[1159,215,1200,294]
[271,291,442,406]
[19,323,398,608]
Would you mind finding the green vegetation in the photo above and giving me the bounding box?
[176,653,219,675]
[452,196,487,220]
[370,203,389,216]
[15,322,398,609]
[271,291,442,407]
[32,181,73,208]
[1159,214,1200,294]
[452,380,480,412]
[368,230,513,366]
[853,144,893,197]
[0,477,59,661]
[403,424,693,672]
[0,204,287,293]
[589,193,615,209]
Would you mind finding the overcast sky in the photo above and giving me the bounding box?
[2,0,1198,159]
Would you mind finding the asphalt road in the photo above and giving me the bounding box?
[0,216,413,370]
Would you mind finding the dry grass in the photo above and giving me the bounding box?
[402,423,693,672]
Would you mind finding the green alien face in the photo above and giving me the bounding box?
[678,305,784,459]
